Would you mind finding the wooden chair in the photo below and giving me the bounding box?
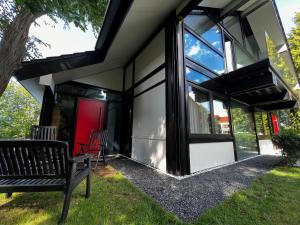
[0,140,91,224]
[77,130,108,169]
[31,125,57,140]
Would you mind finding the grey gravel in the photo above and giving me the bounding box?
[109,155,281,222]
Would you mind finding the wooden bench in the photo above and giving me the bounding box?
[0,140,91,224]
[31,125,57,140]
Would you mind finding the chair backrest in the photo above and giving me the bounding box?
[31,126,57,140]
[0,140,69,179]
[87,129,108,152]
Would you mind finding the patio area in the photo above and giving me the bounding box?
[109,155,281,222]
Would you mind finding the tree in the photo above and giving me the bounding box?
[289,12,300,78]
[0,0,108,96]
[0,79,41,138]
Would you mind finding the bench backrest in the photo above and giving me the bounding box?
[31,126,57,140]
[0,140,69,179]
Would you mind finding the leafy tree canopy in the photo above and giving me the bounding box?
[0,79,41,139]
[289,12,300,78]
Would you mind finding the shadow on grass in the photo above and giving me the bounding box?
[0,166,182,225]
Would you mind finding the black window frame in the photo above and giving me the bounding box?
[186,80,234,143]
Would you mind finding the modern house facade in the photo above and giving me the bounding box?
[14,0,299,176]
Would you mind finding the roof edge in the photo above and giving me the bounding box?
[95,0,134,54]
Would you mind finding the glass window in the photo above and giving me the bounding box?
[185,15,223,52]
[231,101,258,160]
[234,43,255,69]
[184,31,225,74]
[213,98,230,134]
[223,16,243,44]
[186,67,210,84]
[188,86,212,134]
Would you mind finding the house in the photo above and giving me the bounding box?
[14,0,299,176]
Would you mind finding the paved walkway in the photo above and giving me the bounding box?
[109,155,280,222]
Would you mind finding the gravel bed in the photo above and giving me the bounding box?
[109,155,281,222]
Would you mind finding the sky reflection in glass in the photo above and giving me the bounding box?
[185,15,223,52]
[184,32,225,74]
[186,67,210,84]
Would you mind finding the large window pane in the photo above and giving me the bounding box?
[186,67,210,84]
[223,16,243,45]
[188,86,212,134]
[213,98,230,134]
[184,32,225,74]
[185,15,223,52]
[231,101,258,160]
[234,43,255,69]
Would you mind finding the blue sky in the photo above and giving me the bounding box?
[275,0,300,35]
[28,1,300,59]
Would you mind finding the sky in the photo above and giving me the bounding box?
[275,0,300,35]
[28,0,300,59]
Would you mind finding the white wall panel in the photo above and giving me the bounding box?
[125,63,133,91]
[132,83,166,172]
[259,139,278,155]
[134,69,165,95]
[132,138,166,172]
[132,83,166,139]
[74,67,123,91]
[135,30,165,83]
[190,142,235,173]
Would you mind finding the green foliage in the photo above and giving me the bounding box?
[272,129,300,166]
[15,0,108,33]
[289,12,300,78]
[0,79,41,139]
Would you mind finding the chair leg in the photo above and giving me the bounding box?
[102,148,106,165]
[6,192,12,198]
[85,175,91,198]
[93,151,101,170]
[59,189,73,225]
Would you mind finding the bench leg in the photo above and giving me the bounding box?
[6,192,12,198]
[85,175,91,198]
[59,189,73,225]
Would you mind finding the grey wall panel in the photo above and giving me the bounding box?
[134,69,165,95]
[132,138,166,172]
[135,30,165,83]
[74,67,123,91]
[189,142,235,173]
[132,83,166,140]
[125,63,133,91]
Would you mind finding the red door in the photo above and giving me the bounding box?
[73,98,106,156]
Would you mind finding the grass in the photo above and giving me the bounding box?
[1,166,300,225]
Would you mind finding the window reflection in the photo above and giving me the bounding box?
[185,15,223,52]
[186,67,210,85]
[231,101,258,160]
[213,99,230,134]
[188,86,212,134]
[234,43,255,69]
[184,32,225,74]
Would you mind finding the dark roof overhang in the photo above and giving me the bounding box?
[218,59,298,111]
[15,0,133,81]
[14,50,102,81]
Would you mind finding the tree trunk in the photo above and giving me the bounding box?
[0,8,39,96]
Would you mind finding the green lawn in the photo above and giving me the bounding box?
[0,166,300,225]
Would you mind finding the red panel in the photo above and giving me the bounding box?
[73,99,106,156]
[271,114,279,134]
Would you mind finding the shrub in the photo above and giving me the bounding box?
[272,129,300,166]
